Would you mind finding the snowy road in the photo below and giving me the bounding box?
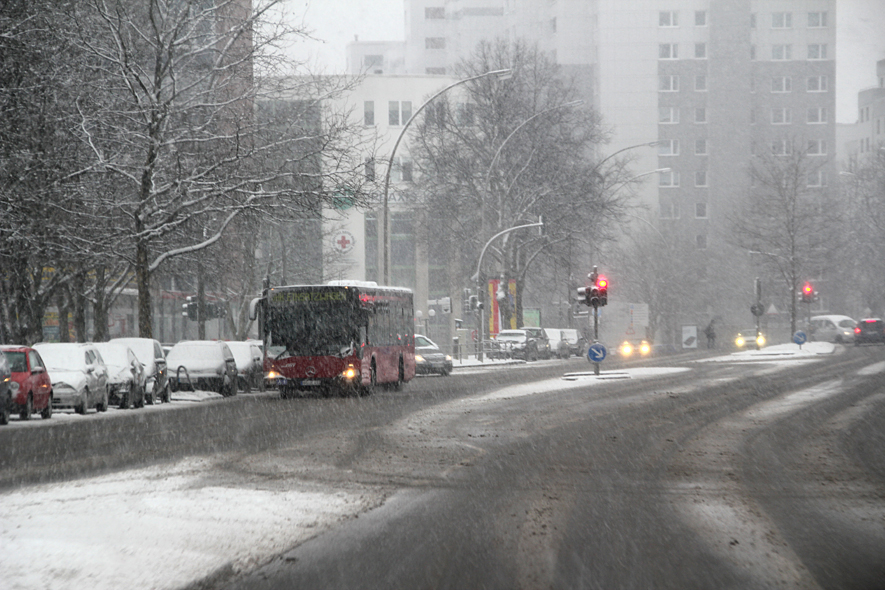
[2,343,884,589]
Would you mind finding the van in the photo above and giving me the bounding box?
[544,328,585,358]
[809,315,857,344]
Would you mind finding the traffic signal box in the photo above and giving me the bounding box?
[800,282,818,304]
[577,274,609,308]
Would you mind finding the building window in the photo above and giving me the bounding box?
[659,107,679,124]
[694,43,707,59]
[364,55,383,71]
[696,234,707,249]
[771,108,792,125]
[750,13,756,28]
[456,102,474,126]
[771,77,792,92]
[807,139,827,155]
[695,75,707,91]
[659,43,679,59]
[425,7,445,19]
[695,202,707,217]
[771,140,793,156]
[695,107,707,123]
[425,37,446,49]
[660,201,680,219]
[659,11,678,27]
[772,12,792,28]
[393,157,413,182]
[426,67,446,75]
[807,75,828,92]
[365,157,375,182]
[772,44,792,60]
[807,107,827,124]
[695,171,708,187]
[659,170,680,186]
[808,12,827,28]
[695,139,707,155]
[364,101,374,126]
[807,169,827,187]
[388,101,413,126]
[695,10,707,26]
[659,75,679,92]
[658,139,679,156]
[807,44,827,60]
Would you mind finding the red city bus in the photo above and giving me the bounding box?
[251,281,416,397]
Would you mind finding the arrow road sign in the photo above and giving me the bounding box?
[587,342,607,363]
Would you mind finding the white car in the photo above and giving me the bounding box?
[94,342,145,409]
[225,341,265,392]
[111,337,170,404]
[809,315,857,344]
[33,343,109,414]
[166,340,238,396]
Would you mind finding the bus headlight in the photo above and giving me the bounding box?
[266,370,281,380]
[342,365,357,380]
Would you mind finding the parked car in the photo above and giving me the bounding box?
[544,328,585,358]
[809,315,857,344]
[414,334,453,376]
[94,342,145,409]
[111,337,170,404]
[166,340,238,396]
[0,345,53,422]
[522,327,552,359]
[32,343,109,414]
[226,340,265,392]
[0,353,11,425]
[491,329,540,361]
[854,318,885,345]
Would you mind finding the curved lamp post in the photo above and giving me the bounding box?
[380,67,513,285]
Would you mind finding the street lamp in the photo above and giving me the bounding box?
[380,67,513,285]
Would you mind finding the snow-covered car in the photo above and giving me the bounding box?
[225,341,264,392]
[110,337,170,404]
[1,345,53,422]
[94,342,145,409]
[414,334,452,376]
[809,315,856,344]
[32,343,109,414]
[166,340,238,396]
[544,328,576,359]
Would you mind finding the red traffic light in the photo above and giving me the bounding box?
[597,276,608,289]
[802,282,813,295]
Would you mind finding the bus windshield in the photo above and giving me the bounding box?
[267,304,362,359]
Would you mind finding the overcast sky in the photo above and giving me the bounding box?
[290,0,885,124]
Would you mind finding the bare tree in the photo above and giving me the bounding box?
[729,144,841,335]
[411,39,626,328]
[69,0,368,338]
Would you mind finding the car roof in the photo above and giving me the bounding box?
[810,315,855,322]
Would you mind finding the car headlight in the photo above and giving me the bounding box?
[756,334,765,347]
[9,381,20,394]
[639,341,651,355]
[445,355,452,362]
[735,335,746,347]
[415,354,424,362]
[620,342,633,356]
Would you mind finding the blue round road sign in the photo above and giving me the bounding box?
[587,342,607,363]
[793,330,807,345]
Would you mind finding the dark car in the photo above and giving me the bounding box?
[492,329,540,361]
[110,338,170,404]
[522,327,551,359]
[854,318,885,345]
[0,345,53,422]
[414,335,453,376]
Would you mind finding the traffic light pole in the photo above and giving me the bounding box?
[593,305,600,376]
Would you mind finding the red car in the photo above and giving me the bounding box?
[0,345,53,421]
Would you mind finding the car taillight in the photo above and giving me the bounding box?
[855,327,861,334]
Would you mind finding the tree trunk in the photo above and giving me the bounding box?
[92,266,108,341]
[136,237,153,338]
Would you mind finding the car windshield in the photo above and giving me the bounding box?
[113,339,155,363]
[415,335,436,347]
[94,345,130,366]
[3,351,27,372]
[35,346,85,370]
[168,343,222,361]
[226,343,255,365]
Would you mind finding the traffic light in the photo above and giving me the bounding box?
[182,296,197,320]
[801,282,814,303]
[597,275,608,306]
